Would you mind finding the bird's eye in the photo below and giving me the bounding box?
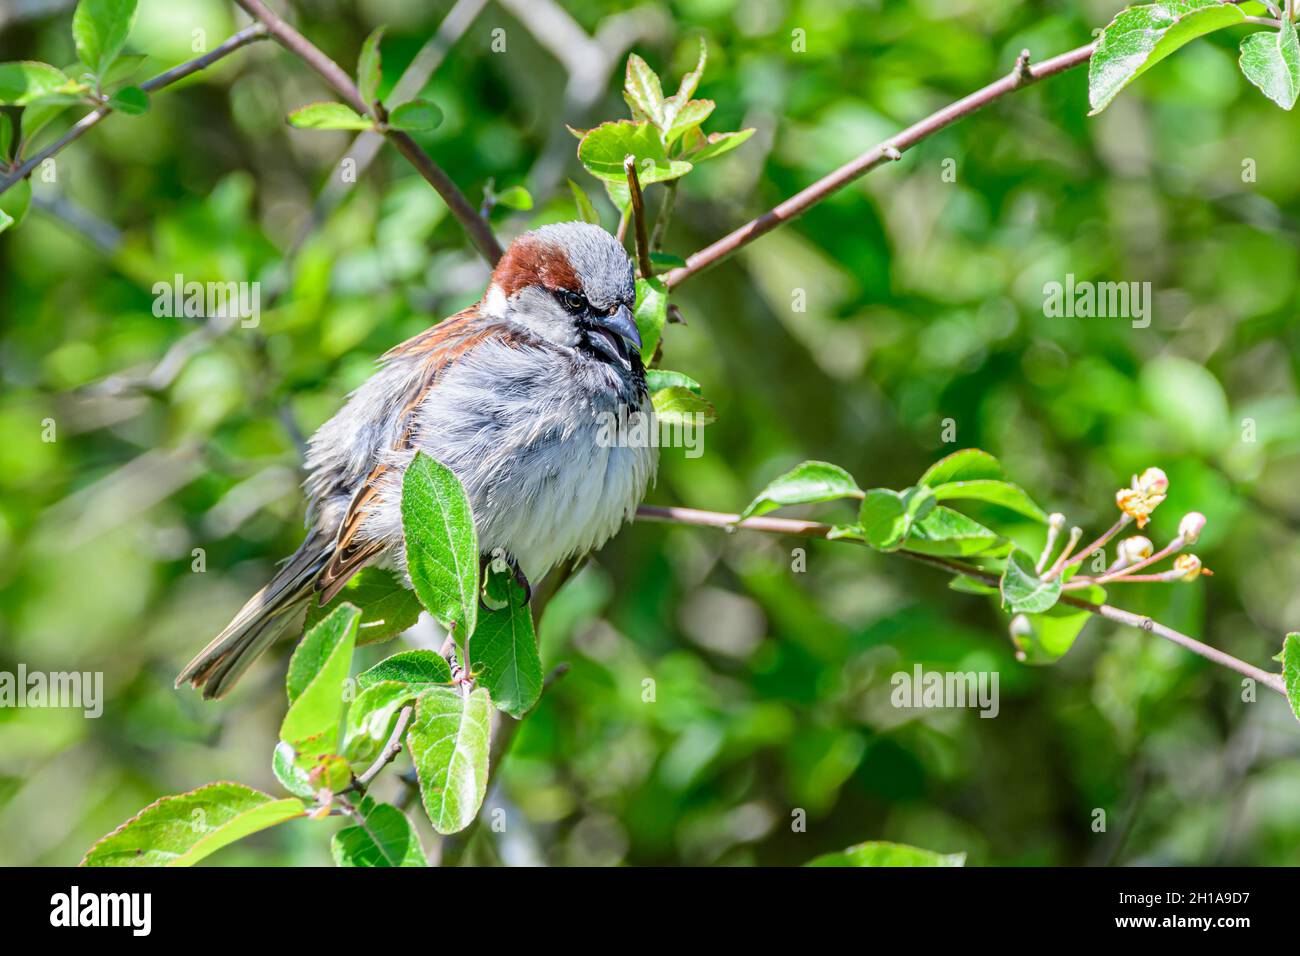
[563,290,586,312]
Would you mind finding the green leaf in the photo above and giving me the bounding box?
[407,686,492,835]
[859,489,909,551]
[332,796,427,867]
[402,451,479,641]
[100,51,146,87]
[81,782,304,867]
[472,575,542,718]
[949,575,999,596]
[633,276,668,362]
[739,461,862,521]
[568,178,600,224]
[0,62,72,105]
[72,0,139,78]
[999,548,1062,614]
[665,98,715,145]
[0,114,11,160]
[280,603,360,751]
[0,178,32,232]
[341,680,418,766]
[905,505,1001,556]
[494,184,533,211]
[649,250,687,270]
[806,840,966,867]
[304,567,423,647]
[651,386,717,427]
[645,369,701,394]
[288,102,374,130]
[1088,0,1247,115]
[1283,632,1300,723]
[272,741,317,799]
[931,479,1048,522]
[387,99,442,132]
[358,649,452,690]
[105,84,147,114]
[686,127,755,163]
[918,448,1002,487]
[624,53,666,127]
[357,26,384,110]
[1013,585,1105,664]
[19,94,82,145]
[1240,18,1300,109]
[578,120,692,210]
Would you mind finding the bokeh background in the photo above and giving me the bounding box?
[2,0,1299,866]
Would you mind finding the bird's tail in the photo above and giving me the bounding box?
[175,534,330,700]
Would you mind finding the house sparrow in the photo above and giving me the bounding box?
[177,222,657,698]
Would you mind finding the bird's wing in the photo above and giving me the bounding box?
[317,305,510,602]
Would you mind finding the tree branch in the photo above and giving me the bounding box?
[624,155,653,278]
[660,42,1095,288]
[634,504,1288,697]
[230,0,503,265]
[0,24,270,195]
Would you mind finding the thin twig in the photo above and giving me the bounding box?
[230,0,503,265]
[633,504,1289,697]
[352,704,414,790]
[660,43,1095,288]
[0,24,270,195]
[624,155,653,278]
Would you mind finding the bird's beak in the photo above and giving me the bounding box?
[600,304,641,353]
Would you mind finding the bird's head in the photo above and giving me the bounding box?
[483,221,640,366]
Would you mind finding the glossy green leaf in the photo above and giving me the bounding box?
[652,386,717,427]
[578,120,692,210]
[1013,585,1105,664]
[407,686,492,835]
[665,98,715,144]
[402,451,479,640]
[494,184,533,211]
[634,276,668,361]
[1283,632,1300,723]
[1088,0,1246,114]
[272,741,317,799]
[357,26,384,109]
[332,796,427,867]
[72,0,139,77]
[19,94,82,145]
[931,479,1048,522]
[342,680,418,767]
[100,51,146,87]
[686,127,755,162]
[0,61,71,105]
[999,548,1062,614]
[645,369,701,394]
[859,489,908,551]
[305,567,423,647]
[624,53,665,126]
[918,448,1002,487]
[387,99,442,131]
[1240,19,1300,109]
[280,603,360,751]
[358,649,452,690]
[806,840,965,867]
[472,575,542,718]
[288,101,374,130]
[949,575,999,596]
[739,461,862,521]
[905,505,1001,557]
[106,84,147,114]
[82,782,304,867]
[568,178,600,224]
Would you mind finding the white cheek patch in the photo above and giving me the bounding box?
[483,283,508,319]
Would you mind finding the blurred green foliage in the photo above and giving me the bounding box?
[1,0,1299,866]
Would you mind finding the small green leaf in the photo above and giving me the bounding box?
[100,51,146,86]
[357,26,384,110]
[806,840,965,867]
[0,62,72,105]
[577,120,692,210]
[739,461,862,521]
[288,101,374,130]
[999,548,1062,614]
[387,99,443,131]
[472,575,542,718]
[918,448,1002,487]
[72,0,139,78]
[651,386,717,427]
[664,98,715,145]
[649,251,687,270]
[342,680,418,767]
[1012,585,1105,664]
[82,782,304,867]
[1282,632,1300,723]
[358,649,452,690]
[1240,18,1300,109]
[280,603,360,752]
[905,505,1002,557]
[686,127,755,163]
[949,575,999,596]
[1088,0,1246,114]
[106,84,147,114]
[407,686,492,835]
[633,275,668,361]
[0,178,32,232]
[645,369,700,394]
[19,94,82,145]
[332,796,427,867]
[860,489,909,551]
[568,178,600,224]
[494,184,533,211]
[305,567,423,647]
[402,452,479,641]
[624,53,666,127]
[931,479,1048,522]
[272,741,317,799]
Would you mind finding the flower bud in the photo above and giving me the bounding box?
[1116,536,1153,567]
[1174,554,1203,581]
[1137,467,1169,497]
[1048,512,1066,532]
[1178,511,1206,545]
